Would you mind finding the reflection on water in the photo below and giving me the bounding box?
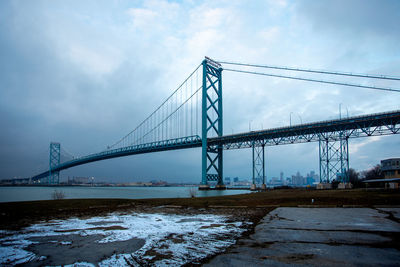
[0,186,250,203]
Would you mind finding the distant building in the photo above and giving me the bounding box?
[68,176,93,184]
[292,171,304,186]
[271,177,283,187]
[381,158,400,179]
[224,177,231,185]
[363,158,400,189]
[306,176,315,185]
[306,171,318,186]
[150,180,168,186]
[233,177,239,183]
[236,179,251,186]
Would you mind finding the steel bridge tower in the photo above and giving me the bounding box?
[200,57,225,189]
[252,143,267,190]
[48,142,60,185]
[319,133,349,184]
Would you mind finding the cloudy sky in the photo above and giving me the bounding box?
[1,0,399,182]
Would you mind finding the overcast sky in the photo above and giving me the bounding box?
[1,0,399,182]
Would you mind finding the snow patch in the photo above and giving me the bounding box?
[0,246,36,265]
[65,262,95,267]
[0,212,249,266]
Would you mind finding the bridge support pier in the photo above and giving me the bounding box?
[318,133,349,184]
[252,143,266,190]
[198,184,210,190]
[200,57,225,190]
[49,142,60,185]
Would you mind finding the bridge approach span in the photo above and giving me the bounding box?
[32,136,202,181]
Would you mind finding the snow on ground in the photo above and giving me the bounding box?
[0,212,249,266]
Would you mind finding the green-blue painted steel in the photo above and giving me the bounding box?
[252,144,265,186]
[49,142,60,184]
[201,60,207,185]
[201,58,223,186]
[318,134,349,183]
[217,63,223,185]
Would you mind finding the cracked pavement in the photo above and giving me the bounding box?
[205,207,400,266]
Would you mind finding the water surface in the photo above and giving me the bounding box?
[0,186,249,203]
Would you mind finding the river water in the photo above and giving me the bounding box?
[0,186,249,203]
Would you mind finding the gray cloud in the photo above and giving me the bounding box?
[296,0,400,39]
[0,0,399,182]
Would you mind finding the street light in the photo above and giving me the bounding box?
[290,112,294,126]
[298,114,303,124]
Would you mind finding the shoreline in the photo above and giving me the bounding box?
[0,186,251,203]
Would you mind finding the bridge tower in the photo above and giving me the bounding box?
[200,57,225,190]
[319,133,349,184]
[252,143,267,190]
[49,142,60,185]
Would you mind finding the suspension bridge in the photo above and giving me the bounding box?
[30,57,400,189]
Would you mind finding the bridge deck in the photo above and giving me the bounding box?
[32,110,400,181]
[32,136,202,180]
[209,110,400,149]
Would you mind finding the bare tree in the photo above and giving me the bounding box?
[361,164,383,180]
[188,187,197,198]
[348,168,359,184]
[51,190,66,200]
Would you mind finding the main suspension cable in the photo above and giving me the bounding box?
[219,61,400,81]
[224,68,400,93]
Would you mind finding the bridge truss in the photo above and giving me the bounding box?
[209,110,400,183]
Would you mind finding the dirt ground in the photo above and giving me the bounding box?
[23,234,145,266]
[1,188,399,231]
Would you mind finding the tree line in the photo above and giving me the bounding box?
[347,164,384,187]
